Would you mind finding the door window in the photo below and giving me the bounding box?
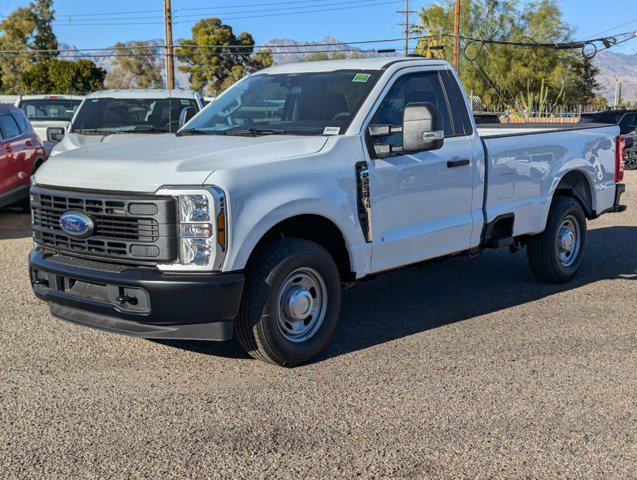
[12,112,28,134]
[0,114,21,139]
[368,71,454,155]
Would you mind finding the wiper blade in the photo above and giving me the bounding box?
[223,128,287,136]
[176,128,215,137]
[72,129,119,135]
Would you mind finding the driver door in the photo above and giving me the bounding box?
[365,70,478,273]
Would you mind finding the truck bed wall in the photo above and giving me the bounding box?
[481,125,618,237]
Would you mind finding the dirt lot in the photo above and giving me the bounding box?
[1,172,635,479]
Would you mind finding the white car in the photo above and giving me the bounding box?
[50,89,205,156]
[30,58,627,367]
[15,94,84,156]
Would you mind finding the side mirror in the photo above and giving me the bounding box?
[402,102,444,153]
[47,127,65,142]
[178,107,197,128]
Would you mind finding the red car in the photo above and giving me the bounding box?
[0,104,46,210]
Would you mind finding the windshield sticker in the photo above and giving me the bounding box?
[323,126,341,135]
[353,73,371,83]
[180,99,190,105]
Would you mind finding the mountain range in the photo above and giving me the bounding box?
[58,37,637,102]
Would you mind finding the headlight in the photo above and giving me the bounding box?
[155,187,227,271]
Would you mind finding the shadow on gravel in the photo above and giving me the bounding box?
[151,226,637,363]
[0,208,32,240]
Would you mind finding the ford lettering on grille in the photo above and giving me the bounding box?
[59,212,94,239]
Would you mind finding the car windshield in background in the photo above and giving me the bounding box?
[71,98,199,134]
[182,70,381,136]
[19,99,82,121]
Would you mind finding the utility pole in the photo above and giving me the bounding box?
[397,0,416,56]
[452,0,461,71]
[164,0,175,89]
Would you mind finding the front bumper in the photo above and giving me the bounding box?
[29,250,244,341]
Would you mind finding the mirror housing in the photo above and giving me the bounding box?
[47,127,65,142]
[179,107,197,128]
[402,102,444,153]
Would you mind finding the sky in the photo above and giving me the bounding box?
[0,0,636,55]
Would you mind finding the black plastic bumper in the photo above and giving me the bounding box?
[29,250,244,341]
[612,183,627,213]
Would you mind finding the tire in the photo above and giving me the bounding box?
[527,196,587,283]
[236,238,342,367]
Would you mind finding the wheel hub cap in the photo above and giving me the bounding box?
[275,267,328,343]
[285,288,314,321]
[557,215,581,267]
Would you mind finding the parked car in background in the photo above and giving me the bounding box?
[473,112,501,125]
[579,109,637,135]
[0,95,20,105]
[51,89,204,156]
[0,104,46,210]
[624,132,636,170]
[14,95,84,156]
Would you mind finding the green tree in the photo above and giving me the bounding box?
[175,18,272,95]
[415,0,599,109]
[0,0,57,93]
[106,41,164,89]
[20,59,106,94]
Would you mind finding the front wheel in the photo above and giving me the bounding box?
[236,238,342,367]
[527,196,587,283]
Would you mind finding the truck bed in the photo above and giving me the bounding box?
[477,123,619,243]
[477,122,613,138]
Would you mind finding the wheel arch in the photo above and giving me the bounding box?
[230,211,359,281]
[552,169,595,219]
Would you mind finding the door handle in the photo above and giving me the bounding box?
[447,159,470,168]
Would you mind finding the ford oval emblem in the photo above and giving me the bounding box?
[59,211,94,239]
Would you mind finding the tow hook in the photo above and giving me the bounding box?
[116,294,138,305]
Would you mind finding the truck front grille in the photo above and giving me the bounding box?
[31,187,177,264]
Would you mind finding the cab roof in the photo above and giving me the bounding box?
[85,89,201,100]
[260,57,450,75]
[19,94,85,100]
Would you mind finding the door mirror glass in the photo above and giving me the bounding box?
[47,126,65,142]
[402,102,444,153]
[179,107,197,128]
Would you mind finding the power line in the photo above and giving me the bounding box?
[52,0,403,26]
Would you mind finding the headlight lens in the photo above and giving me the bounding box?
[180,238,213,266]
[179,194,210,222]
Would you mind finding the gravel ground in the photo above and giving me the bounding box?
[1,173,635,479]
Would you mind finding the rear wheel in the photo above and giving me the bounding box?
[527,196,587,283]
[236,238,341,367]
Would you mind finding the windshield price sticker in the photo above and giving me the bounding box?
[353,73,371,83]
[180,99,190,105]
[323,126,341,135]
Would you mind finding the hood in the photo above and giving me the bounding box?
[35,133,329,193]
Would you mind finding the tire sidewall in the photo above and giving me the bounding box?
[257,247,341,365]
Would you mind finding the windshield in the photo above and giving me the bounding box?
[71,97,199,134]
[182,70,381,136]
[19,99,82,121]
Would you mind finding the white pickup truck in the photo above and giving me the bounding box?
[29,58,627,367]
[14,94,85,155]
